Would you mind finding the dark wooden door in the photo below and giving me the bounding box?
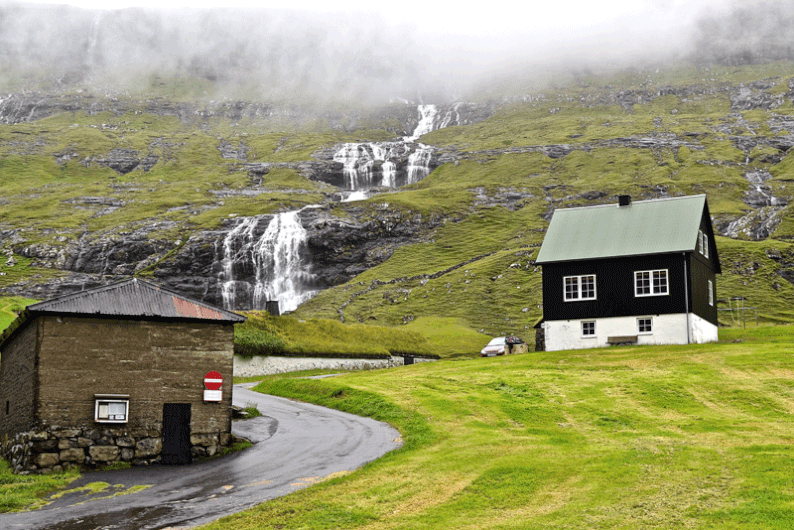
[161,403,192,465]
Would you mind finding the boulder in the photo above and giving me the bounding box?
[190,433,219,447]
[134,438,162,458]
[59,448,85,463]
[34,453,60,468]
[115,436,135,447]
[89,445,120,462]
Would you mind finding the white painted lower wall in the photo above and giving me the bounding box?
[690,313,719,343]
[544,313,718,352]
[233,355,435,377]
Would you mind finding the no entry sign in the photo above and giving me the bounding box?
[204,371,223,402]
[204,371,223,390]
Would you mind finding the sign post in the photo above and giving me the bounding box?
[203,370,223,402]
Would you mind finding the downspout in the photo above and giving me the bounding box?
[683,252,691,344]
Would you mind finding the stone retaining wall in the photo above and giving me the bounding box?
[233,355,435,377]
[1,425,231,474]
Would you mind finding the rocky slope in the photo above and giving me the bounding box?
[4,63,794,332]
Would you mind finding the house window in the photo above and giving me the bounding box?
[94,395,130,424]
[638,317,653,334]
[563,275,596,301]
[703,234,709,258]
[708,280,713,306]
[581,321,596,337]
[634,269,668,297]
[698,230,704,254]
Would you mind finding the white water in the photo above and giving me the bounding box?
[333,142,409,190]
[342,190,369,202]
[332,103,458,191]
[219,208,317,312]
[221,103,461,312]
[406,144,434,183]
[724,170,788,240]
[408,104,439,140]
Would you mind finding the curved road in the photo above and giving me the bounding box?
[0,384,402,530]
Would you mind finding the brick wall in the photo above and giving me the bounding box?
[0,321,39,437]
[36,316,234,437]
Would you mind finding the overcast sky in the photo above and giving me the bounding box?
[2,0,774,101]
[15,0,735,37]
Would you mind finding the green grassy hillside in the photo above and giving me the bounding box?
[2,62,794,338]
[206,325,794,530]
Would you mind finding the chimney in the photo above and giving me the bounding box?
[618,195,631,207]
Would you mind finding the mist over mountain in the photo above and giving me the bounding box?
[1,1,791,103]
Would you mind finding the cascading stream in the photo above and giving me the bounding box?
[332,103,460,191]
[219,103,460,313]
[218,208,317,313]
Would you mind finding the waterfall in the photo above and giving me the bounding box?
[333,142,409,190]
[219,103,459,313]
[406,144,434,183]
[409,104,439,140]
[331,103,456,191]
[218,209,317,312]
[722,170,788,240]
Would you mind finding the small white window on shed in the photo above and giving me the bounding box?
[703,234,709,258]
[94,395,130,423]
[708,280,714,306]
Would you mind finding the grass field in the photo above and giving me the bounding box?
[203,325,794,530]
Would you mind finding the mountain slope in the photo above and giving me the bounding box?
[3,62,794,336]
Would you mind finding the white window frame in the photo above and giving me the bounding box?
[708,280,714,306]
[94,394,130,424]
[563,274,597,302]
[637,317,653,334]
[703,233,709,258]
[581,321,596,338]
[698,230,704,254]
[634,269,669,297]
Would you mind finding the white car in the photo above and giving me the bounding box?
[480,337,507,357]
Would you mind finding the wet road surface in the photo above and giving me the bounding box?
[0,384,402,529]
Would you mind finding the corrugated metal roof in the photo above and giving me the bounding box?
[536,195,707,264]
[27,278,246,323]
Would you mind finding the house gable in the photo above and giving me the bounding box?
[537,194,720,351]
[536,195,708,265]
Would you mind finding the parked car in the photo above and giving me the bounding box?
[480,336,527,357]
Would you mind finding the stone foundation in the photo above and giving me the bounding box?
[1,425,231,474]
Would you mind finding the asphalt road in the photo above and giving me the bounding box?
[0,383,402,530]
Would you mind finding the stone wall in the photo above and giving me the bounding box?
[35,316,234,435]
[0,322,38,437]
[233,354,435,377]
[0,315,237,474]
[1,424,232,474]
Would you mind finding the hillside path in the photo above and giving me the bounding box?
[0,384,402,530]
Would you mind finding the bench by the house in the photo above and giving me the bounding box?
[607,335,638,345]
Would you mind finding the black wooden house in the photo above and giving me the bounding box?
[535,195,720,351]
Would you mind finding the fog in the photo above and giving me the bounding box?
[0,1,790,103]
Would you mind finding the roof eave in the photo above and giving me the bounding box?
[536,249,695,266]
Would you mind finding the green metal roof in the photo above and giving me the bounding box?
[536,195,707,264]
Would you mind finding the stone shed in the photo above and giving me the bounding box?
[0,278,246,473]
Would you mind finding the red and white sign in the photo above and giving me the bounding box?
[204,371,223,390]
[204,371,223,402]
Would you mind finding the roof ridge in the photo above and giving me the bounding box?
[28,277,245,323]
[552,194,705,213]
